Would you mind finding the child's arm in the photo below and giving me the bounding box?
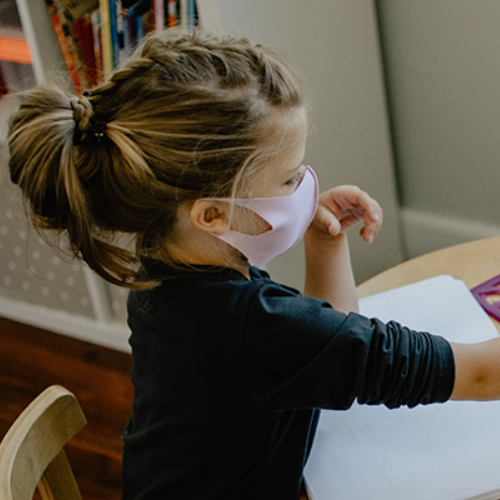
[451,338,500,400]
[303,186,382,314]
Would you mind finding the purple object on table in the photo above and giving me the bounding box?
[471,274,500,322]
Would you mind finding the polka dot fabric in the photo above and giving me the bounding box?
[0,144,128,321]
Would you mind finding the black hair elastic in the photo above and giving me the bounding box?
[81,91,107,143]
[91,121,107,143]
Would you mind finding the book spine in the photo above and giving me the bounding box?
[153,0,164,31]
[76,14,98,87]
[91,9,103,82]
[143,8,154,36]
[134,13,143,41]
[167,0,176,27]
[122,9,130,58]
[116,0,128,63]
[180,0,187,27]
[109,0,120,68]
[126,12,135,52]
[187,0,195,28]
[128,0,152,46]
[44,1,83,93]
[99,0,114,75]
[52,0,91,91]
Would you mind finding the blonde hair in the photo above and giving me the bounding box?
[8,29,304,288]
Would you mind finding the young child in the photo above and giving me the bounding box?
[7,28,500,500]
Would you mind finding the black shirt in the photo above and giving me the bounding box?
[122,261,454,500]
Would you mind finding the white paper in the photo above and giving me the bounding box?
[304,276,500,500]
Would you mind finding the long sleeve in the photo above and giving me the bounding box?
[245,282,455,411]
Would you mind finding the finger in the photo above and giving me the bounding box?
[330,188,382,243]
[360,203,383,243]
[339,194,381,235]
[318,186,383,241]
[325,187,375,218]
[313,204,342,236]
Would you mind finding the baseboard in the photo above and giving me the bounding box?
[401,208,500,260]
[0,295,130,352]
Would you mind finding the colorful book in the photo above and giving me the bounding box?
[166,0,177,28]
[116,0,130,64]
[125,13,135,53]
[75,14,98,86]
[110,0,128,67]
[120,0,136,58]
[99,0,113,76]
[51,0,99,91]
[153,0,164,31]
[142,8,154,37]
[127,0,151,48]
[179,0,187,27]
[187,0,197,28]
[44,0,83,92]
[109,0,119,68]
[90,8,103,82]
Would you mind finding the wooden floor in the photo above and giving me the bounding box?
[0,316,134,500]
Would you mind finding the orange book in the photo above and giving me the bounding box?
[167,0,177,27]
[44,1,83,93]
[0,36,32,65]
[52,0,99,91]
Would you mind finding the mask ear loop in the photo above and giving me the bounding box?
[225,200,237,232]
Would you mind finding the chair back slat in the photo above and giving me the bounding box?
[0,385,86,500]
[37,449,82,500]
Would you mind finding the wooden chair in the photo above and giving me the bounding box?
[0,385,87,500]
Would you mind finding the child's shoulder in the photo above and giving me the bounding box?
[130,259,308,313]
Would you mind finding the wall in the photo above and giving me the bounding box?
[217,0,404,289]
[377,0,500,259]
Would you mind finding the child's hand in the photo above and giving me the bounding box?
[309,186,383,243]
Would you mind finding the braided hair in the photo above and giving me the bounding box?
[8,28,305,288]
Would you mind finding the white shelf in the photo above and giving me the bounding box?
[0,94,20,144]
[15,0,65,84]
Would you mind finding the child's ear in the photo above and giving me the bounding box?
[190,200,230,235]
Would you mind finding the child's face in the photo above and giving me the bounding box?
[245,108,308,199]
[186,108,309,242]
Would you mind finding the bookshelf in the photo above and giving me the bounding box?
[14,0,221,92]
[0,0,220,351]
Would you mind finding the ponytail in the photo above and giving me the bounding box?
[8,86,156,288]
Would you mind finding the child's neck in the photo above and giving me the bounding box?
[169,238,251,279]
[166,205,251,279]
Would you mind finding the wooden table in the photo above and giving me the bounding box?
[357,236,500,334]
[300,237,500,499]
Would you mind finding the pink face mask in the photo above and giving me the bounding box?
[212,165,319,268]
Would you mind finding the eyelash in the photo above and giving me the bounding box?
[286,172,303,186]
